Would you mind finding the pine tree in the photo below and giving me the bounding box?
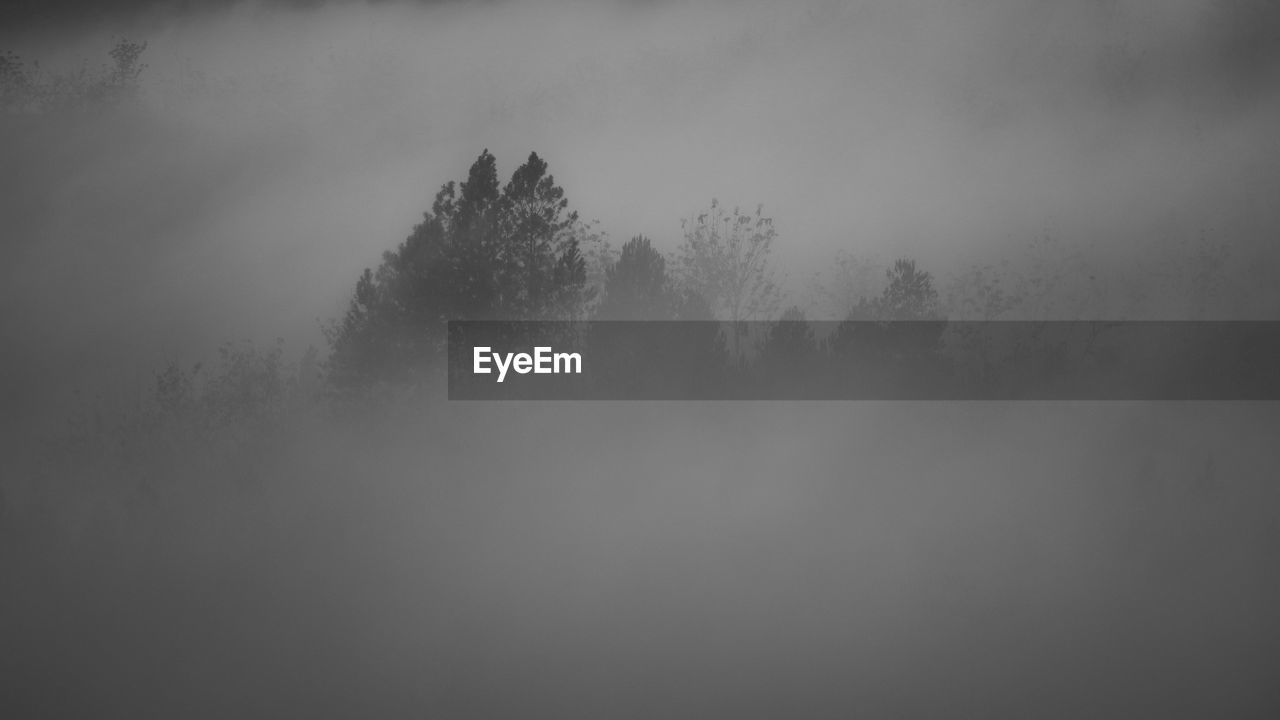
[595,235,677,320]
[325,150,595,389]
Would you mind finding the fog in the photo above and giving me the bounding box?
[2,1,1279,717]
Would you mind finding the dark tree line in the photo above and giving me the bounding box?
[326,150,734,390]
[325,149,947,390]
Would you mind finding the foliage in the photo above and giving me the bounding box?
[757,306,820,382]
[148,339,319,434]
[575,219,615,313]
[24,339,318,534]
[676,198,781,323]
[846,258,942,321]
[1,38,147,116]
[325,150,597,389]
[595,235,680,320]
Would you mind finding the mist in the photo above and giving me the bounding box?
[3,1,1279,717]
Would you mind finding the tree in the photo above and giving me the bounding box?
[586,234,727,397]
[830,258,947,395]
[1,38,147,116]
[105,39,147,96]
[676,199,781,324]
[757,306,820,393]
[325,150,596,389]
[846,258,942,321]
[496,151,589,319]
[0,50,38,114]
[595,235,678,320]
[762,306,817,355]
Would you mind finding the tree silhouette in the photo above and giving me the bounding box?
[829,257,947,395]
[845,258,942,321]
[595,235,678,320]
[584,234,727,396]
[877,257,941,321]
[325,150,594,388]
[757,306,820,395]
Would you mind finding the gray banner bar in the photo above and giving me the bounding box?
[447,321,1280,400]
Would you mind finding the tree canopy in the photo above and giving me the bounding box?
[676,199,781,324]
[595,235,681,321]
[846,258,941,322]
[325,150,593,388]
[1,38,147,116]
